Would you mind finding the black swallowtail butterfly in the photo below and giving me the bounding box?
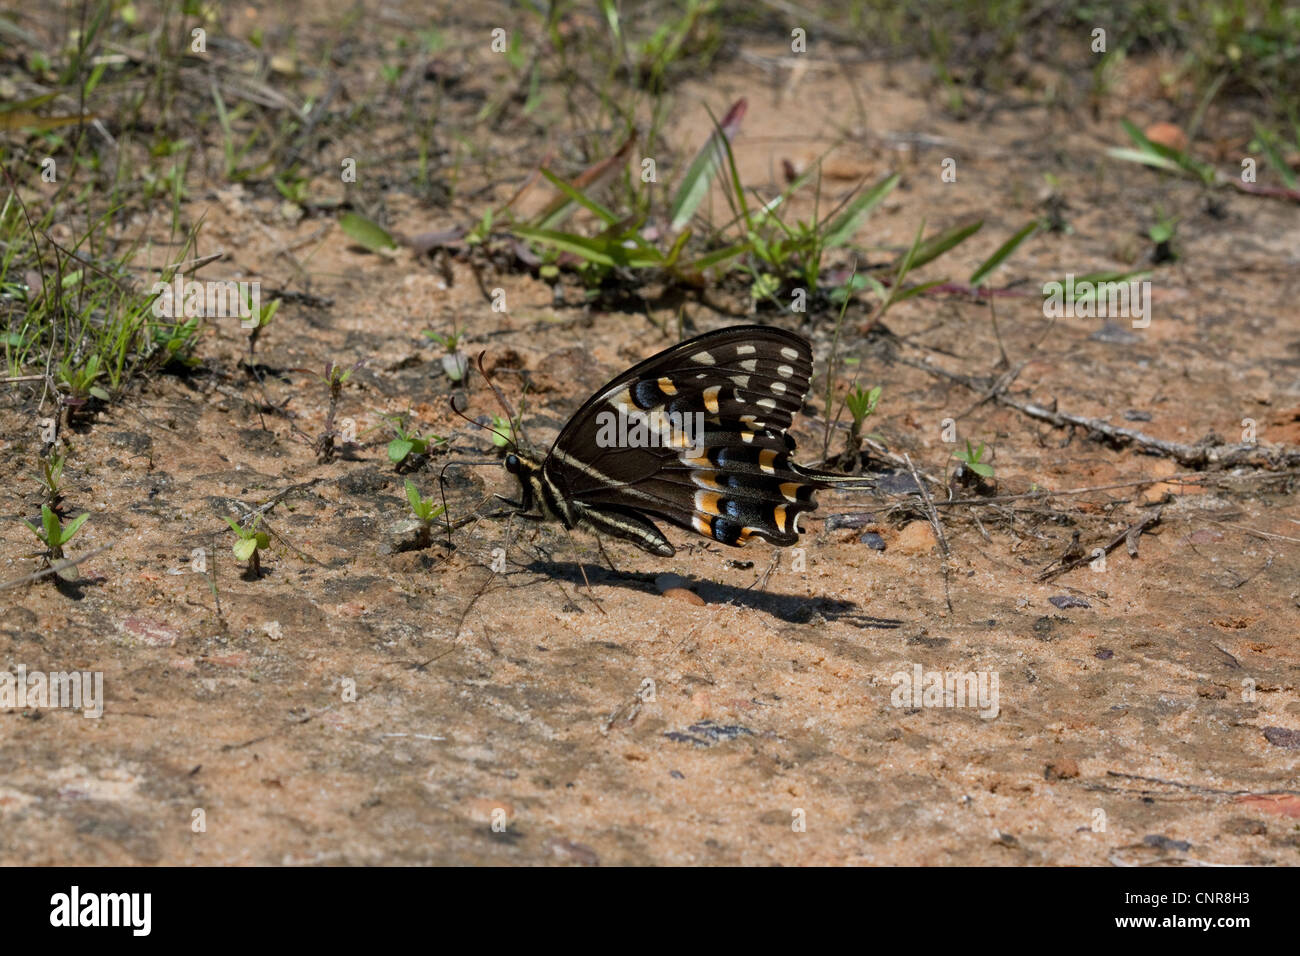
[497,325,875,557]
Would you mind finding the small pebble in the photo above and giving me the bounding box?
[859,531,886,550]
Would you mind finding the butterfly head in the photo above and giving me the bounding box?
[504,448,541,477]
[502,447,551,515]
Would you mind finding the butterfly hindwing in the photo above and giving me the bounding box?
[542,326,829,550]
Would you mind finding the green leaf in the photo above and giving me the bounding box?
[22,519,45,544]
[668,99,746,232]
[1105,147,1186,175]
[89,386,111,401]
[888,278,947,304]
[969,220,1039,288]
[535,169,620,228]
[233,537,257,561]
[389,438,414,463]
[679,241,749,273]
[223,516,247,538]
[822,173,900,248]
[405,478,422,514]
[969,461,994,477]
[900,220,983,273]
[512,226,662,268]
[41,505,60,546]
[338,212,397,252]
[253,532,270,549]
[59,511,89,546]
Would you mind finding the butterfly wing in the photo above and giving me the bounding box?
[543,325,827,548]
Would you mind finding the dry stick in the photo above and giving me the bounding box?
[0,544,111,590]
[1100,771,1300,798]
[906,358,1300,470]
[1037,507,1163,582]
[928,468,1300,508]
[903,453,952,612]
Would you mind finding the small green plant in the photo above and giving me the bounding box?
[224,514,269,577]
[58,352,110,406]
[273,167,311,205]
[464,207,494,247]
[385,416,445,468]
[846,385,882,443]
[245,291,281,368]
[952,439,994,480]
[836,384,882,472]
[404,479,446,549]
[22,505,89,580]
[1148,207,1178,262]
[315,361,360,463]
[423,326,469,381]
[490,414,514,449]
[36,453,66,509]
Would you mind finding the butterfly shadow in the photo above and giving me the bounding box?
[514,558,906,630]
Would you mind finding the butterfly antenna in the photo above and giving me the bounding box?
[474,351,532,448]
[449,393,515,450]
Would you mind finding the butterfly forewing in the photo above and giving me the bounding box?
[541,326,829,551]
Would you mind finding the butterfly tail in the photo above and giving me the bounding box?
[790,464,877,491]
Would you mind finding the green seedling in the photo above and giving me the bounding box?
[952,439,994,479]
[385,417,446,468]
[58,352,110,405]
[245,291,281,368]
[423,327,468,381]
[1148,207,1178,262]
[224,514,269,577]
[404,479,446,549]
[36,453,65,508]
[22,505,89,580]
[836,383,883,472]
[273,168,310,205]
[490,414,514,449]
[845,385,882,444]
[316,361,361,463]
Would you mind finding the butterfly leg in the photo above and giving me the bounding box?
[593,533,620,574]
[560,524,607,616]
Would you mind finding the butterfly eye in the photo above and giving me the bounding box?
[505,453,520,474]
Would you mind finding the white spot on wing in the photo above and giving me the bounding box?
[693,351,716,365]
[736,345,756,355]
[780,346,800,361]
[777,364,794,378]
[740,359,757,372]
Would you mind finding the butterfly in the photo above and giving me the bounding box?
[495,325,876,557]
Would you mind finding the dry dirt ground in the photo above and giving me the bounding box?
[2,12,1299,865]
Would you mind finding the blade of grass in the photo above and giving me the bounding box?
[893,220,982,272]
[668,98,746,232]
[969,220,1039,288]
[535,169,620,228]
[822,173,900,248]
[512,225,663,268]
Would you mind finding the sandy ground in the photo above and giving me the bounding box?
[2,12,1298,865]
